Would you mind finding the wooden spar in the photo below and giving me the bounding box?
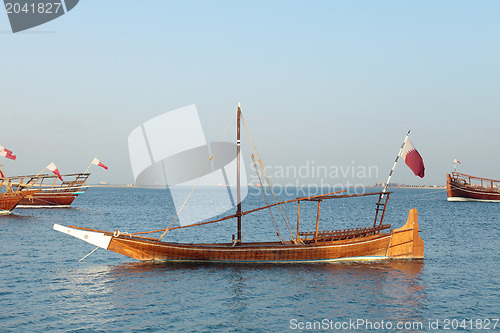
[296,201,300,241]
[302,191,386,201]
[135,213,238,235]
[84,157,96,174]
[236,104,242,244]
[382,130,410,196]
[130,189,349,237]
[378,195,389,227]
[373,192,390,228]
[242,190,346,215]
[314,200,321,239]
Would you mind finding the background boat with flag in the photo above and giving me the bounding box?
[14,173,91,208]
[0,157,108,208]
[54,104,425,263]
[446,172,500,202]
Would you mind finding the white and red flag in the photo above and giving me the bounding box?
[453,158,461,164]
[402,138,425,178]
[0,145,16,160]
[46,162,63,181]
[0,164,5,178]
[91,157,108,170]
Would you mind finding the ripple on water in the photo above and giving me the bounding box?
[1,188,499,331]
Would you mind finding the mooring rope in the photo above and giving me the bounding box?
[78,246,99,262]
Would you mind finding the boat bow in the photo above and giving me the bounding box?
[53,224,112,249]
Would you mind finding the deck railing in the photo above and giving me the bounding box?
[0,173,90,193]
[299,224,391,243]
[452,172,500,190]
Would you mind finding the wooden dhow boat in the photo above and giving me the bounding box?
[54,105,424,263]
[447,172,500,202]
[18,173,90,208]
[0,175,40,215]
[0,173,90,208]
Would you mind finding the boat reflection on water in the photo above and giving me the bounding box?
[53,261,426,330]
[107,259,424,282]
[103,260,426,328]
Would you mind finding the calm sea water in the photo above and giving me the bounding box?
[1,187,499,332]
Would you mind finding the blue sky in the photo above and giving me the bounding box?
[1,1,499,186]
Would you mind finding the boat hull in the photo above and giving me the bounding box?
[107,234,392,263]
[54,209,424,263]
[0,190,39,215]
[447,174,500,202]
[8,173,90,208]
[17,193,80,208]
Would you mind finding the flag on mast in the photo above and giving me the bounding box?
[0,164,5,178]
[47,162,63,181]
[91,157,108,170]
[453,158,461,164]
[0,145,16,160]
[402,138,425,178]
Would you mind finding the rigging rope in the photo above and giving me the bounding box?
[150,106,308,243]
[249,152,284,242]
[78,246,99,262]
[158,108,238,241]
[406,188,447,200]
[241,113,296,242]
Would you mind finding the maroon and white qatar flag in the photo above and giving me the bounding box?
[46,162,64,181]
[453,158,461,164]
[402,138,425,178]
[0,145,16,160]
[91,157,108,170]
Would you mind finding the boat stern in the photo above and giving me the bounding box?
[386,208,424,259]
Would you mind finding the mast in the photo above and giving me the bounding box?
[236,103,242,244]
[382,130,410,196]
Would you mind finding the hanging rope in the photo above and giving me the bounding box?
[240,113,296,242]
[158,108,238,241]
[249,152,284,242]
[146,106,310,244]
[78,246,99,262]
[238,115,283,240]
[406,188,447,200]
